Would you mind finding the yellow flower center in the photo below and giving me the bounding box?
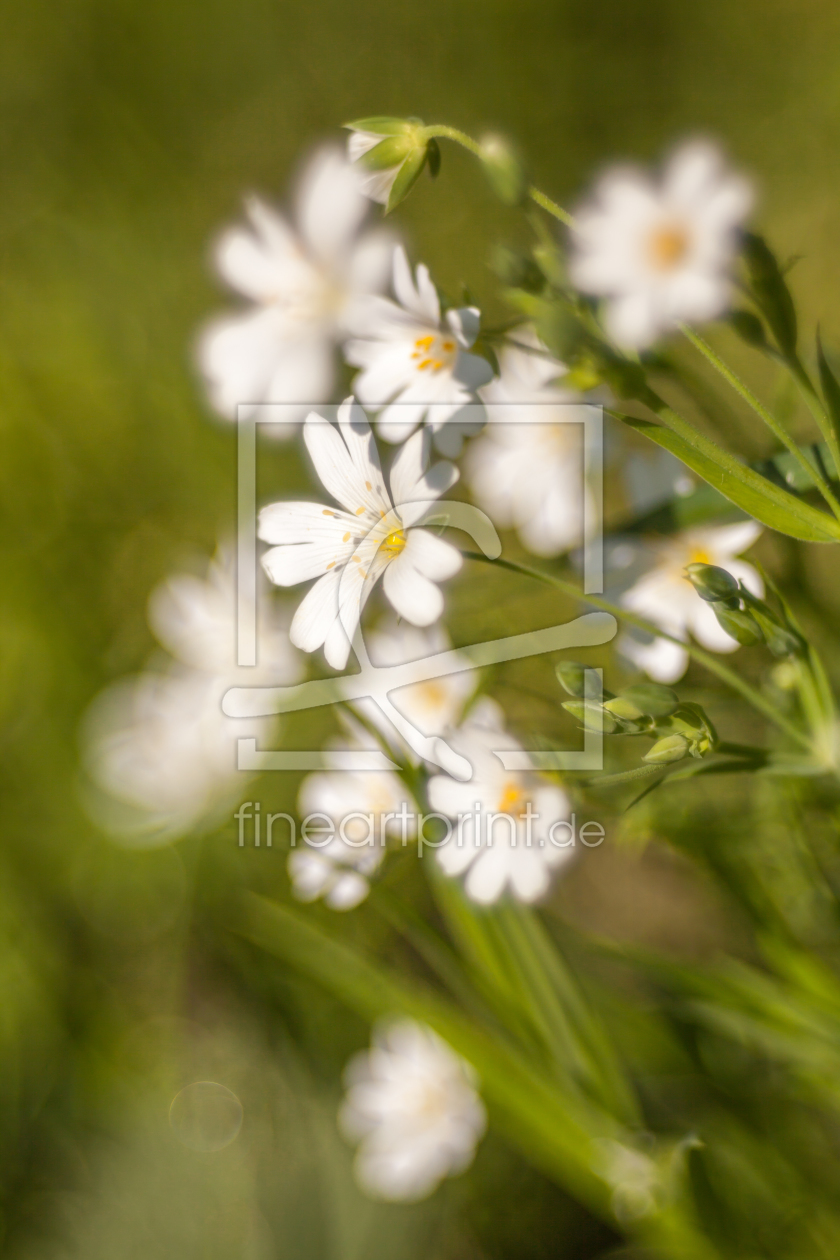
[688,547,712,566]
[498,782,524,813]
[381,528,407,556]
[410,332,458,373]
[646,223,690,272]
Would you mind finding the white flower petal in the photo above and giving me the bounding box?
[382,553,444,626]
[402,529,463,581]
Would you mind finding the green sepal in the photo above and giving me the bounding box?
[617,683,680,719]
[344,116,417,135]
[385,145,429,213]
[358,134,414,171]
[644,734,690,764]
[684,563,740,602]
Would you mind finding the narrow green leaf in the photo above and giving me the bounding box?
[614,413,840,543]
[743,232,798,357]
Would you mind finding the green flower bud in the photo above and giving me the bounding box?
[603,696,647,722]
[684,563,740,602]
[562,701,618,734]
[357,134,415,171]
[555,661,603,699]
[711,603,764,647]
[644,734,690,764]
[479,133,527,206]
[747,606,802,657]
[617,683,680,719]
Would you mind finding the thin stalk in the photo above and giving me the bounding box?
[422,125,575,228]
[680,325,840,519]
[461,549,814,753]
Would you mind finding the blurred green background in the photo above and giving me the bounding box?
[3,1,840,1255]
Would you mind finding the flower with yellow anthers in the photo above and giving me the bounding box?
[345,245,494,450]
[619,520,764,683]
[569,141,752,350]
[429,698,575,905]
[258,398,462,669]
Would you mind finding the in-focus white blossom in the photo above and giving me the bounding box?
[429,699,575,905]
[259,399,462,670]
[350,619,477,763]
[339,1020,486,1201]
[199,147,393,426]
[345,246,493,448]
[81,552,303,843]
[346,128,402,206]
[290,758,415,910]
[570,141,752,350]
[467,327,594,557]
[619,520,763,682]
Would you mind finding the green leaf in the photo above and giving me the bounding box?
[742,232,798,357]
[385,145,428,213]
[614,413,840,543]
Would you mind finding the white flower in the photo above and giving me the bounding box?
[345,246,494,448]
[428,699,575,905]
[81,552,302,843]
[198,147,393,426]
[339,1020,486,1201]
[619,520,764,683]
[290,757,415,910]
[258,399,462,670]
[467,327,595,557]
[570,141,752,350]
[346,129,402,206]
[350,619,477,763]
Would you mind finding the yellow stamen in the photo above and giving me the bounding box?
[381,529,407,556]
[647,224,690,271]
[498,782,524,813]
[342,531,351,542]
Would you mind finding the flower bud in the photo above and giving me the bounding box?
[644,734,690,764]
[711,603,764,647]
[479,133,527,206]
[616,683,680,719]
[684,563,740,602]
[562,701,618,734]
[603,696,646,722]
[555,661,602,699]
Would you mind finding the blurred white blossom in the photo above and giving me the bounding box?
[259,400,461,670]
[199,147,393,426]
[351,619,477,763]
[467,327,594,557]
[345,246,493,448]
[429,698,575,904]
[82,551,302,843]
[290,756,415,910]
[570,141,752,350]
[619,520,763,682]
[339,1020,486,1201]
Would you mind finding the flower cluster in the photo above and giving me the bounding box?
[81,127,786,1214]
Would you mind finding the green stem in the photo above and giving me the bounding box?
[422,124,576,228]
[461,550,813,753]
[680,325,840,520]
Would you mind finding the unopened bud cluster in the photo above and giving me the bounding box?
[684,563,803,656]
[556,662,716,765]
